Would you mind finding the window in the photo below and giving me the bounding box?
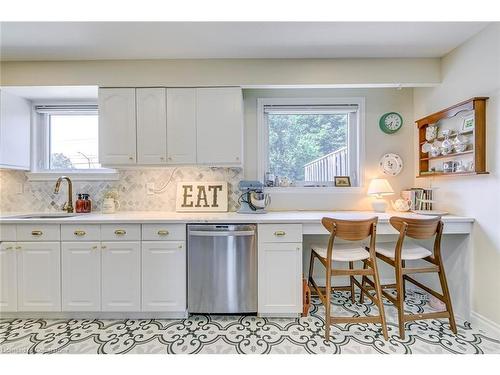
[49,114,100,169]
[258,98,363,188]
[29,104,117,181]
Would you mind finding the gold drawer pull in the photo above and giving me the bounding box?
[101,245,107,249]
[114,229,126,235]
[31,230,43,236]
[5,246,13,250]
[274,230,286,236]
[74,230,86,236]
[15,246,21,250]
[157,230,169,236]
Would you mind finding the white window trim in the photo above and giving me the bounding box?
[257,97,365,193]
[28,102,118,181]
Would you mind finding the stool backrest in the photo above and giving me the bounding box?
[389,216,441,239]
[321,217,378,241]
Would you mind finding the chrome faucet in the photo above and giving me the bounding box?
[54,176,74,213]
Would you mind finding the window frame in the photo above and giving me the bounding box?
[257,97,365,193]
[28,102,118,181]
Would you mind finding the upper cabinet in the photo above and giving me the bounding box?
[196,87,243,165]
[136,88,167,164]
[98,88,137,165]
[0,90,31,170]
[166,88,197,164]
[98,87,243,167]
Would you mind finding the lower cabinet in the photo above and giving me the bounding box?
[101,241,141,312]
[61,242,101,311]
[258,242,302,316]
[0,242,18,311]
[142,241,186,312]
[17,242,61,311]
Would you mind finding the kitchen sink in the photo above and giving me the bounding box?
[8,213,79,219]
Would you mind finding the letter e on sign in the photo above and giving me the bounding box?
[176,182,228,212]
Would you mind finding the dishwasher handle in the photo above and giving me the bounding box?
[189,230,255,237]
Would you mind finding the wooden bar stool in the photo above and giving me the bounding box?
[360,216,457,339]
[308,217,388,340]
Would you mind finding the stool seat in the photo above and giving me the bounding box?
[312,243,370,262]
[376,242,432,260]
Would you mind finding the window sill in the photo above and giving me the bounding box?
[264,186,364,194]
[25,169,119,182]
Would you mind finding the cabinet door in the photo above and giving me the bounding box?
[136,88,167,164]
[166,88,197,164]
[61,242,101,311]
[142,241,186,312]
[98,88,137,165]
[17,242,61,311]
[0,90,31,170]
[0,242,18,311]
[101,241,141,311]
[196,87,243,165]
[258,242,302,315]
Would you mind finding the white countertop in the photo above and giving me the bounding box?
[0,210,474,224]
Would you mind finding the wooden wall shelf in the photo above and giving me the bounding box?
[415,97,489,177]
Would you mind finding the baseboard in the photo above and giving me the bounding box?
[0,311,188,320]
[470,311,500,339]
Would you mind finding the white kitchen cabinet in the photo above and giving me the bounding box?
[61,242,101,311]
[142,241,186,312]
[0,90,31,170]
[17,242,61,311]
[98,88,137,165]
[166,88,197,164]
[136,88,167,164]
[258,242,302,316]
[101,241,141,311]
[196,87,243,165]
[0,242,18,311]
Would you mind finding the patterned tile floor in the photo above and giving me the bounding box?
[1,290,499,354]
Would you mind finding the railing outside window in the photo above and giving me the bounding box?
[304,147,348,182]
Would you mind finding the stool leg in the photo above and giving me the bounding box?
[324,261,332,341]
[372,257,389,340]
[349,261,355,303]
[401,260,407,301]
[360,261,368,304]
[395,260,405,339]
[308,250,315,286]
[437,259,458,334]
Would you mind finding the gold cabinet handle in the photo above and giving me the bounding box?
[114,229,126,235]
[178,244,183,249]
[129,156,134,160]
[15,246,21,250]
[157,230,169,236]
[101,245,107,249]
[5,246,13,250]
[92,245,98,250]
[74,230,86,236]
[31,230,43,236]
[274,230,286,236]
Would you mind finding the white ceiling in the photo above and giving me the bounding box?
[0,22,489,61]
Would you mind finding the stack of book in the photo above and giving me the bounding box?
[401,188,434,211]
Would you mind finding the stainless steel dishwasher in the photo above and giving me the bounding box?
[187,224,257,314]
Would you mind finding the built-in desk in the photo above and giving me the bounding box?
[0,211,474,320]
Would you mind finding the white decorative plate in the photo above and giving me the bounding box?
[379,153,403,176]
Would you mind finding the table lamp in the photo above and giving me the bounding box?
[367,178,394,212]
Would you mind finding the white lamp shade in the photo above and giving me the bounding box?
[367,178,394,196]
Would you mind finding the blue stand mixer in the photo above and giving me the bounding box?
[237,180,271,214]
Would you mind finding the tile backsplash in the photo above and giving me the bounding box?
[0,167,243,213]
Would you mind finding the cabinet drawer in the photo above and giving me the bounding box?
[0,224,16,241]
[61,225,100,241]
[101,224,141,241]
[258,224,302,243]
[17,224,60,241]
[142,224,186,241]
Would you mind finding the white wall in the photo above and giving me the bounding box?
[243,88,415,210]
[414,23,500,325]
[0,58,440,87]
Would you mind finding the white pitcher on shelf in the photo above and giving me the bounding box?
[391,198,411,212]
